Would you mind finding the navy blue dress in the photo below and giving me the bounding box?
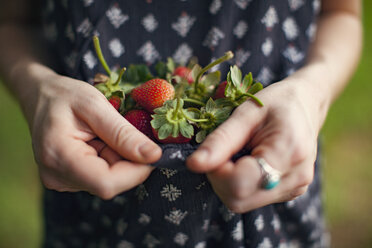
[41,0,329,247]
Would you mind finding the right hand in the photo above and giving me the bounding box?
[27,70,162,200]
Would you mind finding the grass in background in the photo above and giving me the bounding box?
[0,3,371,247]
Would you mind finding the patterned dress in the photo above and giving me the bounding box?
[41,0,329,247]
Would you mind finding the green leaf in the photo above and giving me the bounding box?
[158,123,172,139]
[179,120,194,138]
[155,61,167,78]
[110,90,124,99]
[153,105,169,114]
[190,64,202,82]
[122,65,139,83]
[196,130,207,143]
[150,115,168,129]
[201,71,221,87]
[215,107,232,124]
[241,72,253,92]
[166,57,175,73]
[248,82,263,94]
[95,83,109,94]
[110,71,119,83]
[136,64,153,82]
[171,123,179,138]
[205,98,216,113]
[230,65,242,88]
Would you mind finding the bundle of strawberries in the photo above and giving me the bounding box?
[92,36,264,144]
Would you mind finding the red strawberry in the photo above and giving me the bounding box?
[124,109,154,139]
[173,66,194,84]
[213,81,228,99]
[108,96,121,111]
[152,128,191,144]
[131,78,175,112]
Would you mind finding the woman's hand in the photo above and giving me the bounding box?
[22,64,162,200]
[187,79,321,213]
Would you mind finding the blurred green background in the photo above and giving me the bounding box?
[1,4,372,248]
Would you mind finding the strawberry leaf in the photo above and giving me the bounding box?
[248,82,263,94]
[155,61,167,78]
[167,57,175,73]
[151,115,167,129]
[201,71,221,87]
[230,65,242,88]
[158,123,172,139]
[179,120,194,138]
[190,64,202,82]
[205,98,217,112]
[196,130,207,143]
[241,72,253,93]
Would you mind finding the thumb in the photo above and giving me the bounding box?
[76,92,162,164]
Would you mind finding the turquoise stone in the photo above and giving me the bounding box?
[264,180,280,190]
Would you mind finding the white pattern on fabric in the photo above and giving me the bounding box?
[194,241,206,248]
[283,45,304,63]
[117,240,134,248]
[142,14,158,33]
[76,18,93,38]
[257,237,273,248]
[282,17,299,40]
[143,234,161,248]
[138,213,152,225]
[261,6,279,31]
[234,0,253,10]
[137,41,160,65]
[164,209,188,225]
[106,5,129,29]
[234,48,251,67]
[288,0,305,11]
[172,13,196,37]
[109,38,125,58]
[203,27,225,49]
[65,23,75,42]
[173,43,193,65]
[160,168,178,178]
[174,232,189,246]
[255,214,265,231]
[83,50,97,69]
[169,150,185,160]
[233,21,249,39]
[257,67,274,85]
[116,219,128,236]
[160,184,182,202]
[83,0,94,7]
[209,0,222,15]
[262,38,273,57]
[231,220,244,241]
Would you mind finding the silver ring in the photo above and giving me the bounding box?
[255,157,282,190]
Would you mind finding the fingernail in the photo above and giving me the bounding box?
[191,149,209,164]
[139,143,160,160]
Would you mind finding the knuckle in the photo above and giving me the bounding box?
[94,179,116,200]
[296,170,314,188]
[115,124,137,148]
[291,186,308,199]
[225,201,247,214]
[40,173,59,191]
[210,127,231,144]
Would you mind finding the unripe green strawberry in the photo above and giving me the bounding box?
[131,78,175,112]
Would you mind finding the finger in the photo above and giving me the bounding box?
[87,139,122,164]
[73,90,162,164]
[187,101,266,173]
[55,137,153,199]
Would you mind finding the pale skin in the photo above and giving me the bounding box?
[0,0,362,212]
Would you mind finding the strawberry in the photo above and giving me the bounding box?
[173,66,194,84]
[152,128,191,144]
[131,78,175,112]
[124,109,154,138]
[213,81,228,99]
[108,96,121,111]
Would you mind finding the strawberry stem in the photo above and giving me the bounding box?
[194,51,234,91]
[93,36,112,76]
[183,98,205,106]
[184,115,209,123]
[113,67,126,86]
[239,92,264,106]
[172,98,182,119]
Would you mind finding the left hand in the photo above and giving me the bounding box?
[187,79,321,213]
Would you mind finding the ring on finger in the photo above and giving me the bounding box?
[255,157,282,190]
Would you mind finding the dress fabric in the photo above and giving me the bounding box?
[41,0,329,247]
